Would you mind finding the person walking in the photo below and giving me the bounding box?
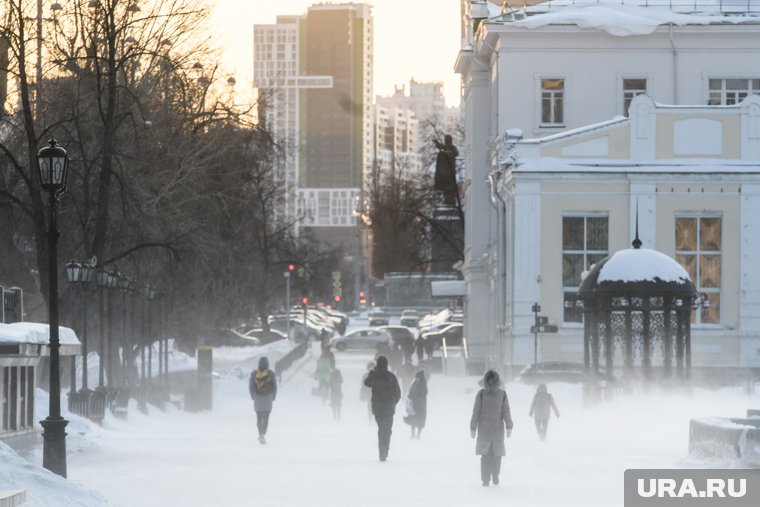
[415,335,425,365]
[363,355,401,462]
[470,370,513,487]
[314,349,333,405]
[249,356,278,444]
[329,367,344,421]
[404,370,428,439]
[529,384,560,441]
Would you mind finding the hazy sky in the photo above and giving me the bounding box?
[209,0,462,107]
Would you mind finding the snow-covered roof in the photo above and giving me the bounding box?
[579,246,696,296]
[513,157,760,173]
[431,280,467,297]
[597,248,691,284]
[0,322,80,346]
[496,1,760,37]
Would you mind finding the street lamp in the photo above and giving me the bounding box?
[65,260,81,393]
[117,274,131,387]
[37,137,70,478]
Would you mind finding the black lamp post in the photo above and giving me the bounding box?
[106,271,118,388]
[37,137,70,478]
[79,262,95,390]
[117,274,131,387]
[96,267,110,389]
[65,261,81,393]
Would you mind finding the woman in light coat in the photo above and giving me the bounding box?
[529,383,560,441]
[470,370,513,487]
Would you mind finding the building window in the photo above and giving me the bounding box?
[541,78,564,125]
[562,215,609,323]
[675,216,721,324]
[708,78,760,105]
[623,78,647,116]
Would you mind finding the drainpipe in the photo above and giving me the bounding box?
[487,168,506,373]
[669,25,679,104]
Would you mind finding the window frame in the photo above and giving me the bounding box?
[706,77,760,105]
[537,76,566,129]
[675,213,723,327]
[561,212,609,326]
[622,77,648,116]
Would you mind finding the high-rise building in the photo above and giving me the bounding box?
[376,79,460,165]
[374,104,421,179]
[254,4,373,247]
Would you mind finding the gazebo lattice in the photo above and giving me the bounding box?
[578,236,699,382]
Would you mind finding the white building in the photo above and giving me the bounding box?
[455,0,760,374]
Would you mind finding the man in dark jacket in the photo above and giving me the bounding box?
[363,355,401,461]
[249,356,277,444]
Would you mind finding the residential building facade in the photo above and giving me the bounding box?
[254,4,374,246]
[455,0,760,374]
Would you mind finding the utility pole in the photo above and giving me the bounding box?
[532,303,540,365]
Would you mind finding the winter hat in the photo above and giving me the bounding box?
[415,370,426,381]
[538,383,547,393]
[484,369,500,387]
[258,356,269,370]
[376,355,389,369]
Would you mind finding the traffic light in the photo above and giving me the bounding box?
[359,291,365,298]
[301,296,309,306]
[288,263,295,272]
[334,295,341,303]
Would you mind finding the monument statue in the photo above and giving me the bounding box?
[434,134,459,206]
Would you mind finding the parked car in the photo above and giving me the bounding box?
[399,309,420,327]
[329,328,391,351]
[317,306,349,335]
[239,328,287,345]
[378,325,415,349]
[368,310,390,327]
[516,361,606,384]
[269,318,319,341]
[422,323,464,348]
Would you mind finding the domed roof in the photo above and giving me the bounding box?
[579,247,696,297]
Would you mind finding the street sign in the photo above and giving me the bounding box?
[332,271,341,281]
[531,324,559,334]
[537,316,548,325]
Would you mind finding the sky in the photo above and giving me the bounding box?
[208,0,463,107]
[4,315,759,506]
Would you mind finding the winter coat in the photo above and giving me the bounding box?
[405,378,428,428]
[529,392,559,421]
[470,385,513,456]
[363,365,401,416]
[329,369,343,403]
[249,368,277,413]
[314,356,333,384]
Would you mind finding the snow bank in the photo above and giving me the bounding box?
[0,322,79,345]
[598,248,691,284]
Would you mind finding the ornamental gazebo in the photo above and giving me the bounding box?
[578,235,703,382]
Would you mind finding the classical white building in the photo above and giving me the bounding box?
[455,0,760,374]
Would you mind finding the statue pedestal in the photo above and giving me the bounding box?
[430,205,463,273]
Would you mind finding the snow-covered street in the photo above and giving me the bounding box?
[5,340,752,507]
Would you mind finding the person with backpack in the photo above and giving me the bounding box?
[529,383,560,441]
[470,370,513,487]
[363,355,401,462]
[249,356,278,444]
